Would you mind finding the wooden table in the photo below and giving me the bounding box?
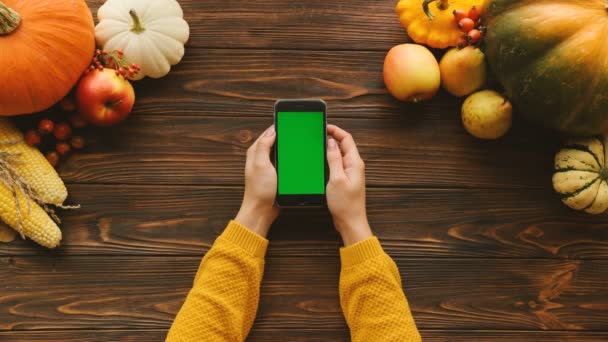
[2,1,608,341]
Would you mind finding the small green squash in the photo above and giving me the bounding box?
[553,136,608,214]
[484,0,608,135]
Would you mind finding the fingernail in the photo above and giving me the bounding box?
[328,138,337,150]
[265,126,275,137]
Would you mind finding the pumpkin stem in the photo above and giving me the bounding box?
[600,168,608,181]
[423,0,450,21]
[0,1,21,36]
[129,9,145,34]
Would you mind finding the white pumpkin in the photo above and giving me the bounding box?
[95,0,190,80]
[553,136,608,214]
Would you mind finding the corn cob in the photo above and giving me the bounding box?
[0,181,62,248]
[0,118,67,205]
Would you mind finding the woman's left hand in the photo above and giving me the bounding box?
[235,125,280,237]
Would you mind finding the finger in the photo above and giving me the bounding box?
[245,146,255,174]
[327,124,358,152]
[345,156,365,182]
[246,125,272,168]
[327,124,360,157]
[245,137,259,171]
[255,125,276,164]
[327,124,352,141]
[327,138,346,181]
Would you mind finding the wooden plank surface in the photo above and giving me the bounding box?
[2,256,608,332]
[52,114,557,189]
[3,330,608,342]
[420,331,608,342]
[86,0,407,51]
[2,185,607,259]
[122,48,437,121]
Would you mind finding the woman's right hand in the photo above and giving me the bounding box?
[326,124,373,246]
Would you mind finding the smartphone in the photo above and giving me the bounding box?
[274,99,328,206]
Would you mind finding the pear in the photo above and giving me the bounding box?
[462,90,513,140]
[440,47,487,97]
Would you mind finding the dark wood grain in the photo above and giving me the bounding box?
[2,185,607,259]
[1,256,607,332]
[420,331,608,342]
[0,330,165,342]
[50,114,557,189]
[86,0,407,51]
[3,330,608,342]
[126,48,445,121]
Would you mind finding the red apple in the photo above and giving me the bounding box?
[76,68,135,127]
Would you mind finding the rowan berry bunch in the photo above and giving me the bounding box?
[453,6,486,48]
[84,49,141,79]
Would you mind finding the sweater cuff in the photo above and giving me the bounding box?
[220,220,269,259]
[340,237,385,268]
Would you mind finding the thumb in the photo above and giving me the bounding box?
[327,138,345,181]
[255,125,276,164]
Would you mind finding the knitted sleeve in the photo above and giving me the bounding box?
[339,237,421,342]
[166,220,268,342]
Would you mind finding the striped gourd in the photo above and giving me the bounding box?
[0,118,67,205]
[553,136,608,214]
[0,182,62,248]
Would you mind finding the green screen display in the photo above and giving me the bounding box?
[277,112,325,195]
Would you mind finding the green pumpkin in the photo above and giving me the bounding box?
[484,0,608,136]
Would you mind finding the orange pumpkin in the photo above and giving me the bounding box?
[0,0,95,116]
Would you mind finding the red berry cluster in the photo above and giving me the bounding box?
[24,100,87,168]
[116,62,142,78]
[84,49,141,79]
[453,6,485,48]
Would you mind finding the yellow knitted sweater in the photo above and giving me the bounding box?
[166,221,420,341]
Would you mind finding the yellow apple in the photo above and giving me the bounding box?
[383,44,440,103]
